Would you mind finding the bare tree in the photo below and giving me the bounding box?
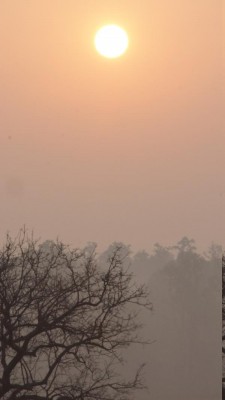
[0,230,150,400]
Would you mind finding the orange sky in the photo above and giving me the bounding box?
[0,1,224,252]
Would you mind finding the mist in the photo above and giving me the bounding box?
[101,237,221,400]
[0,1,222,398]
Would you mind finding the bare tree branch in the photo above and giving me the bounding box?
[0,230,151,400]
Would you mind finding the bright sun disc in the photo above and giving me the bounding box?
[94,25,129,59]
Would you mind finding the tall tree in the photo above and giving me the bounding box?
[0,231,150,400]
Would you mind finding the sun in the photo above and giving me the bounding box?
[94,25,129,59]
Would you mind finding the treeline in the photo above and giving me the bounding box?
[127,236,221,400]
[0,231,221,400]
[98,236,221,400]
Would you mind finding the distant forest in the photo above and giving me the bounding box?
[124,236,221,400]
[0,233,221,400]
[93,236,221,400]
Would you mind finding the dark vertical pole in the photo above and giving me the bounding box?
[222,256,225,399]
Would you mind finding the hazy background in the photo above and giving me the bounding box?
[0,2,223,399]
[0,0,223,252]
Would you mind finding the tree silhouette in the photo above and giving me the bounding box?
[0,231,150,400]
[147,239,221,400]
[222,256,225,398]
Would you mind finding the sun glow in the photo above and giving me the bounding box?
[94,25,129,59]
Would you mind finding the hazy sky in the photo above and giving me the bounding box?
[0,1,224,252]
